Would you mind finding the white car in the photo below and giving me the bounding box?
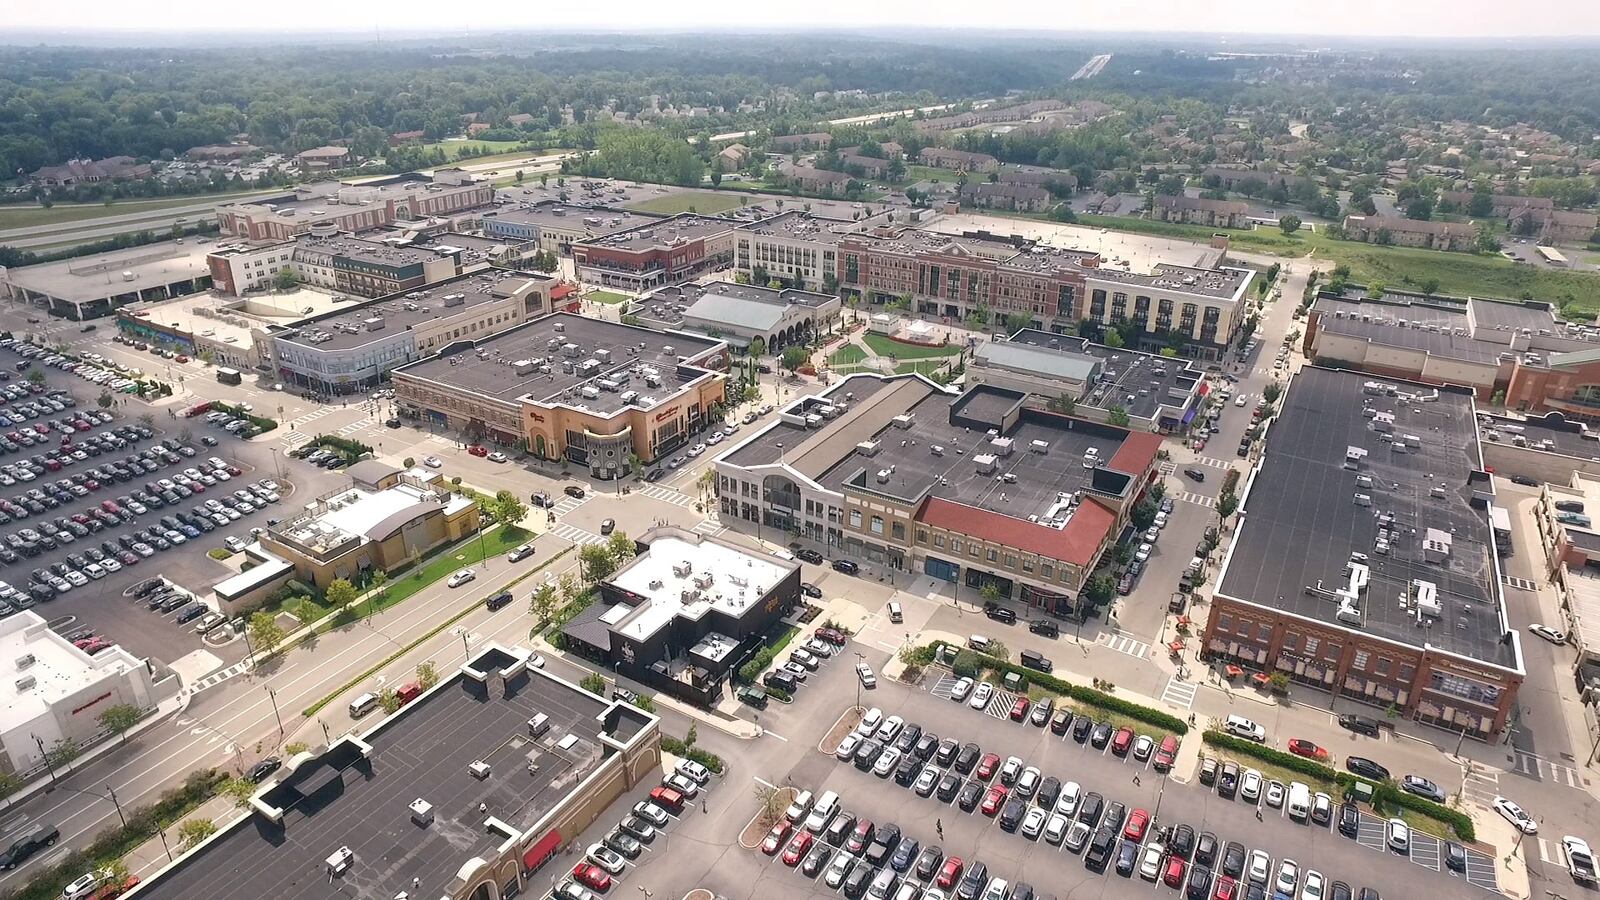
[1043,813,1070,845]
[1264,780,1285,809]
[836,732,863,761]
[1135,542,1153,562]
[1065,821,1092,853]
[969,681,995,710]
[1494,796,1539,834]
[1020,807,1047,839]
[1235,395,1249,407]
[1275,859,1299,894]
[855,662,876,687]
[856,707,883,736]
[949,676,974,701]
[488,451,508,462]
[675,759,711,784]
[913,765,940,795]
[825,853,854,888]
[1528,624,1566,644]
[663,773,699,798]
[1139,842,1166,880]
[1300,870,1324,900]
[447,568,476,588]
[422,456,443,468]
[1240,768,1262,803]
[62,868,114,900]
[1386,817,1410,852]
[875,715,904,743]
[872,746,902,777]
[1055,781,1081,817]
[1247,849,1271,885]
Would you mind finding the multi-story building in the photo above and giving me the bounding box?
[918,148,1000,173]
[733,211,855,290]
[836,228,1088,331]
[1082,263,1254,361]
[636,280,840,351]
[971,329,1207,433]
[265,269,556,395]
[127,646,660,900]
[1152,195,1251,229]
[770,132,833,152]
[217,177,494,242]
[1,240,213,321]
[714,375,1163,617]
[392,312,729,474]
[959,182,1051,212]
[1440,191,1551,218]
[571,214,736,292]
[777,163,854,194]
[1507,207,1600,246]
[294,146,352,171]
[837,153,890,178]
[994,165,1077,191]
[481,202,663,255]
[1342,214,1477,251]
[561,526,801,706]
[204,240,300,296]
[290,235,463,298]
[1201,167,1308,193]
[1203,366,1523,740]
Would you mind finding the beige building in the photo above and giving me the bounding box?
[733,211,855,290]
[1342,214,1477,251]
[1152,195,1251,229]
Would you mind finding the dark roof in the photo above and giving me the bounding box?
[1216,367,1517,669]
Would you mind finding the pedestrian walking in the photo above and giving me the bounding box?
[1133,773,1141,786]
[936,819,943,839]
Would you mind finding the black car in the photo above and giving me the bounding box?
[831,559,859,575]
[915,846,944,881]
[893,723,922,754]
[247,756,283,782]
[912,732,939,761]
[1345,756,1391,782]
[1037,776,1061,809]
[1077,792,1104,826]
[954,862,989,900]
[853,739,883,770]
[485,591,513,611]
[1050,709,1074,735]
[1221,841,1245,878]
[1168,823,1196,860]
[957,781,984,812]
[796,548,824,564]
[998,798,1025,832]
[1028,619,1059,638]
[954,741,981,774]
[175,603,206,624]
[1511,474,1539,487]
[1445,842,1466,872]
[982,602,1016,624]
[1183,466,1206,482]
[824,812,855,847]
[1102,801,1126,834]
[893,757,919,787]
[1089,721,1113,748]
[1217,762,1239,798]
[935,738,959,766]
[1115,839,1139,877]
[1186,866,1212,900]
[0,823,58,868]
[800,582,823,599]
[937,773,962,802]
[1072,715,1093,743]
[801,845,830,877]
[1338,802,1361,836]
[889,837,919,872]
[842,863,873,899]
[863,824,900,867]
[1194,831,1219,868]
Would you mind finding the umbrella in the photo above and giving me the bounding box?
[1225,665,1243,678]
[1251,672,1271,686]
[1168,641,1185,654]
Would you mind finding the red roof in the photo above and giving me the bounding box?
[916,495,1116,568]
[550,282,577,300]
[1107,430,1163,478]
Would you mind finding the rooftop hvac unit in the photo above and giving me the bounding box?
[363,317,386,331]
[14,675,34,692]
[14,654,35,670]
[1413,579,1442,618]
[581,386,601,399]
[990,437,1015,457]
[513,360,536,376]
[892,414,915,429]
[672,561,693,577]
[1029,439,1049,454]
[409,798,435,827]
[554,322,566,332]
[974,453,998,475]
[468,760,492,779]
[876,468,892,484]
[326,846,354,876]
[805,414,822,428]
[857,440,881,457]
[596,348,612,362]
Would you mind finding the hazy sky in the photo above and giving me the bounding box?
[8,0,1600,39]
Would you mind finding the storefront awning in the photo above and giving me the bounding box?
[522,830,562,871]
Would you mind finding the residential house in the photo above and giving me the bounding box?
[1341,214,1478,251]
[918,148,999,173]
[1152,195,1251,229]
[770,132,833,152]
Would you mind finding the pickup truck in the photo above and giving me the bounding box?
[1565,836,1598,883]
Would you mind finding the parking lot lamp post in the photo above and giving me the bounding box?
[266,686,284,737]
[854,652,865,711]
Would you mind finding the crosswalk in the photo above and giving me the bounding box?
[1095,630,1150,659]
[334,417,373,437]
[1461,763,1500,806]
[285,407,336,430]
[1513,750,1582,787]
[1159,676,1198,709]
[1159,462,1178,476]
[282,431,313,447]
[691,519,727,537]
[185,658,253,694]
[1501,574,1539,591]
[1192,456,1233,470]
[1538,837,1572,867]
[1175,491,1216,509]
[549,495,588,517]
[549,522,605,546]
[637,484,696,507]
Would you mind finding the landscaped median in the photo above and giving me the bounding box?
[921,641,1188,736]
[1199,730,1475,842]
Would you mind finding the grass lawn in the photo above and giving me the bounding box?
[418,139,529,160]
[861,332,962,360]
[895,359,952,377]
[587,289,632,305]
[354,524,533,619]
[626,191,749,215]
[828,345,869,368]
[0,190,274,230]
[901,165,958,184]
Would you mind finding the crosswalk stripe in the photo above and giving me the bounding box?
[691,519,726,537]
[1176,491,1215,509]
[551,523,605,546]
[1501,574,1538,591]
[1159,677,1198,709]
[638,484,695,507]
[1096,631,1150,659]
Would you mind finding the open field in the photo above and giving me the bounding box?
[861,332,962,359]
[586,289,632,305]
[625,191,749,215]
[0,191,272,230]
[417,139,530,159]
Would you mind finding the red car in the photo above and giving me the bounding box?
[572,863,611,892]
[976,753,1001,780]
[467,445,489,457]
[760,821,791,855]
[980,785,1008,816]
[73,421,90,432]
[1212,876,1237,900]
[846,820,873,853]
[1123,808,1150,841]
[1163,857,1187,888]
[33,423,49,434]
[1009,697,1031,721]
[781,830,814,866]
[1112,727,1134,756]
[1153,735,1179,772]
[937,857,964,889]
[815,626,847,645]
[1287,739,1329,761]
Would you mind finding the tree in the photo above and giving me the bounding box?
[490,489,528,528]
[978,581,1003,605]
[274,268,299,291]
[1130,501,1158,530]
[753,784,789,829]
[529,583,559,622]
[416,661,440,690]
[367,570,389,615]
[98,703,143,745]
[1419,277,1441,296]
[580,543,619,583]
[607,531,636,563]
[780,345,808,374]
[747,336,767,358]
[1277,214,1302,235]
[289,598,321,628]
[177,818,217,849]
[1106,405,1131,427]
[324,578,358,609]
[379,688,402,713]
[97,390,114,410]
[220,776,258,807]
[1046,393,1076,415]
[1003,312,1034,335]
[1050,203,1078,223]
[139,412,156,430]
[1103,329,1124,349]
[1217,490,1240,520]
[1261,381,1283,404]
[43,736,81,774]
[0,771,21,810]
[580,672,608,695]
[26,369,44,386]
[1085,575,1116,606]
[248,611,285,654]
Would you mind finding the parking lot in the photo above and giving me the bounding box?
[0,339,347,665]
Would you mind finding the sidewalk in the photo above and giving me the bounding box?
[7,691,187,810]
[120,795,243,883]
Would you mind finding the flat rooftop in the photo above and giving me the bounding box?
[0,612,143,726]
[414,232,528,265]
[734,210,858,246]
[395,312,723,415]
[222,177,476,220]
[138,656,615,900]
[1087,262,1252,301]
[639,280,838,333]
[850,229,1093,273]
[997,329,1203,420]
[486,202,661,236]
[297,234,442,268]
[606,532,797,640]
[1313,291,1589,365]
[924,214,1228,272]
[2,240,213,302]
[275,270,544,352]
[576,213,733,253]
[119,292,257,350]
[1479,411,1600,462]
[1217,366,1515,667]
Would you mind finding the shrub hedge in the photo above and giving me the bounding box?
[930,641,1187,735]
[1200,729,1475,841]
[659,736,726,774]
[736,626,801,684]
[210,401,278,433]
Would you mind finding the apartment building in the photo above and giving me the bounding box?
[777,162,854,194]
[392,313,729,473]
[837,153,890,178]
[295,146,352,171]
[571,214,735,291]
[959,182,1051,212]
[1342,214,1478,251]
[481,202,663,255]
[994,165,1077,191]
[1204,366,1522,740]
[1082,263,1254,361]
[733,211,855,290]
[918,148,1000,173]
[265,269,556,395]
[836,228,1088,330]
[713,375,1163,617]
[217,177,494,242]
[1152,195,1251,229]
[1441,191,1551,217]
[770,132,833,152]
[29,156,152,187]
[1507,207,1600,246]
[205,241,301,296]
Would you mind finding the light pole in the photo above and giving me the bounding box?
[266,686,284,737]
[854,652,865,712]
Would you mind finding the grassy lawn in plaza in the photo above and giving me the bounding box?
[827,344,869,369]
[625,191,750,215]
[860,332,962,360]
[895,359,953,377]
[352,524,534,620]
[0,190,273,230]
[587,289,633,305]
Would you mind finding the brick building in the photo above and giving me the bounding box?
[570,213,735,292]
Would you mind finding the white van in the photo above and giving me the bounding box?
[968,634,993,652]
[349,692,379,718]
[888,601,903,623]
[784,790,814,824]
[1287,781,1312,821]
[805,790,840,832]
[1223,714,1266,742]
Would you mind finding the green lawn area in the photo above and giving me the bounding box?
[354,524,533,619]
[861,332,962,360]
[895,359,953,377]
[418,139,529,160]
[900,165,959,184]
[587,289,632,305]
[828,344,869,369]
[0,190,274,230]
[626,191,749,215]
